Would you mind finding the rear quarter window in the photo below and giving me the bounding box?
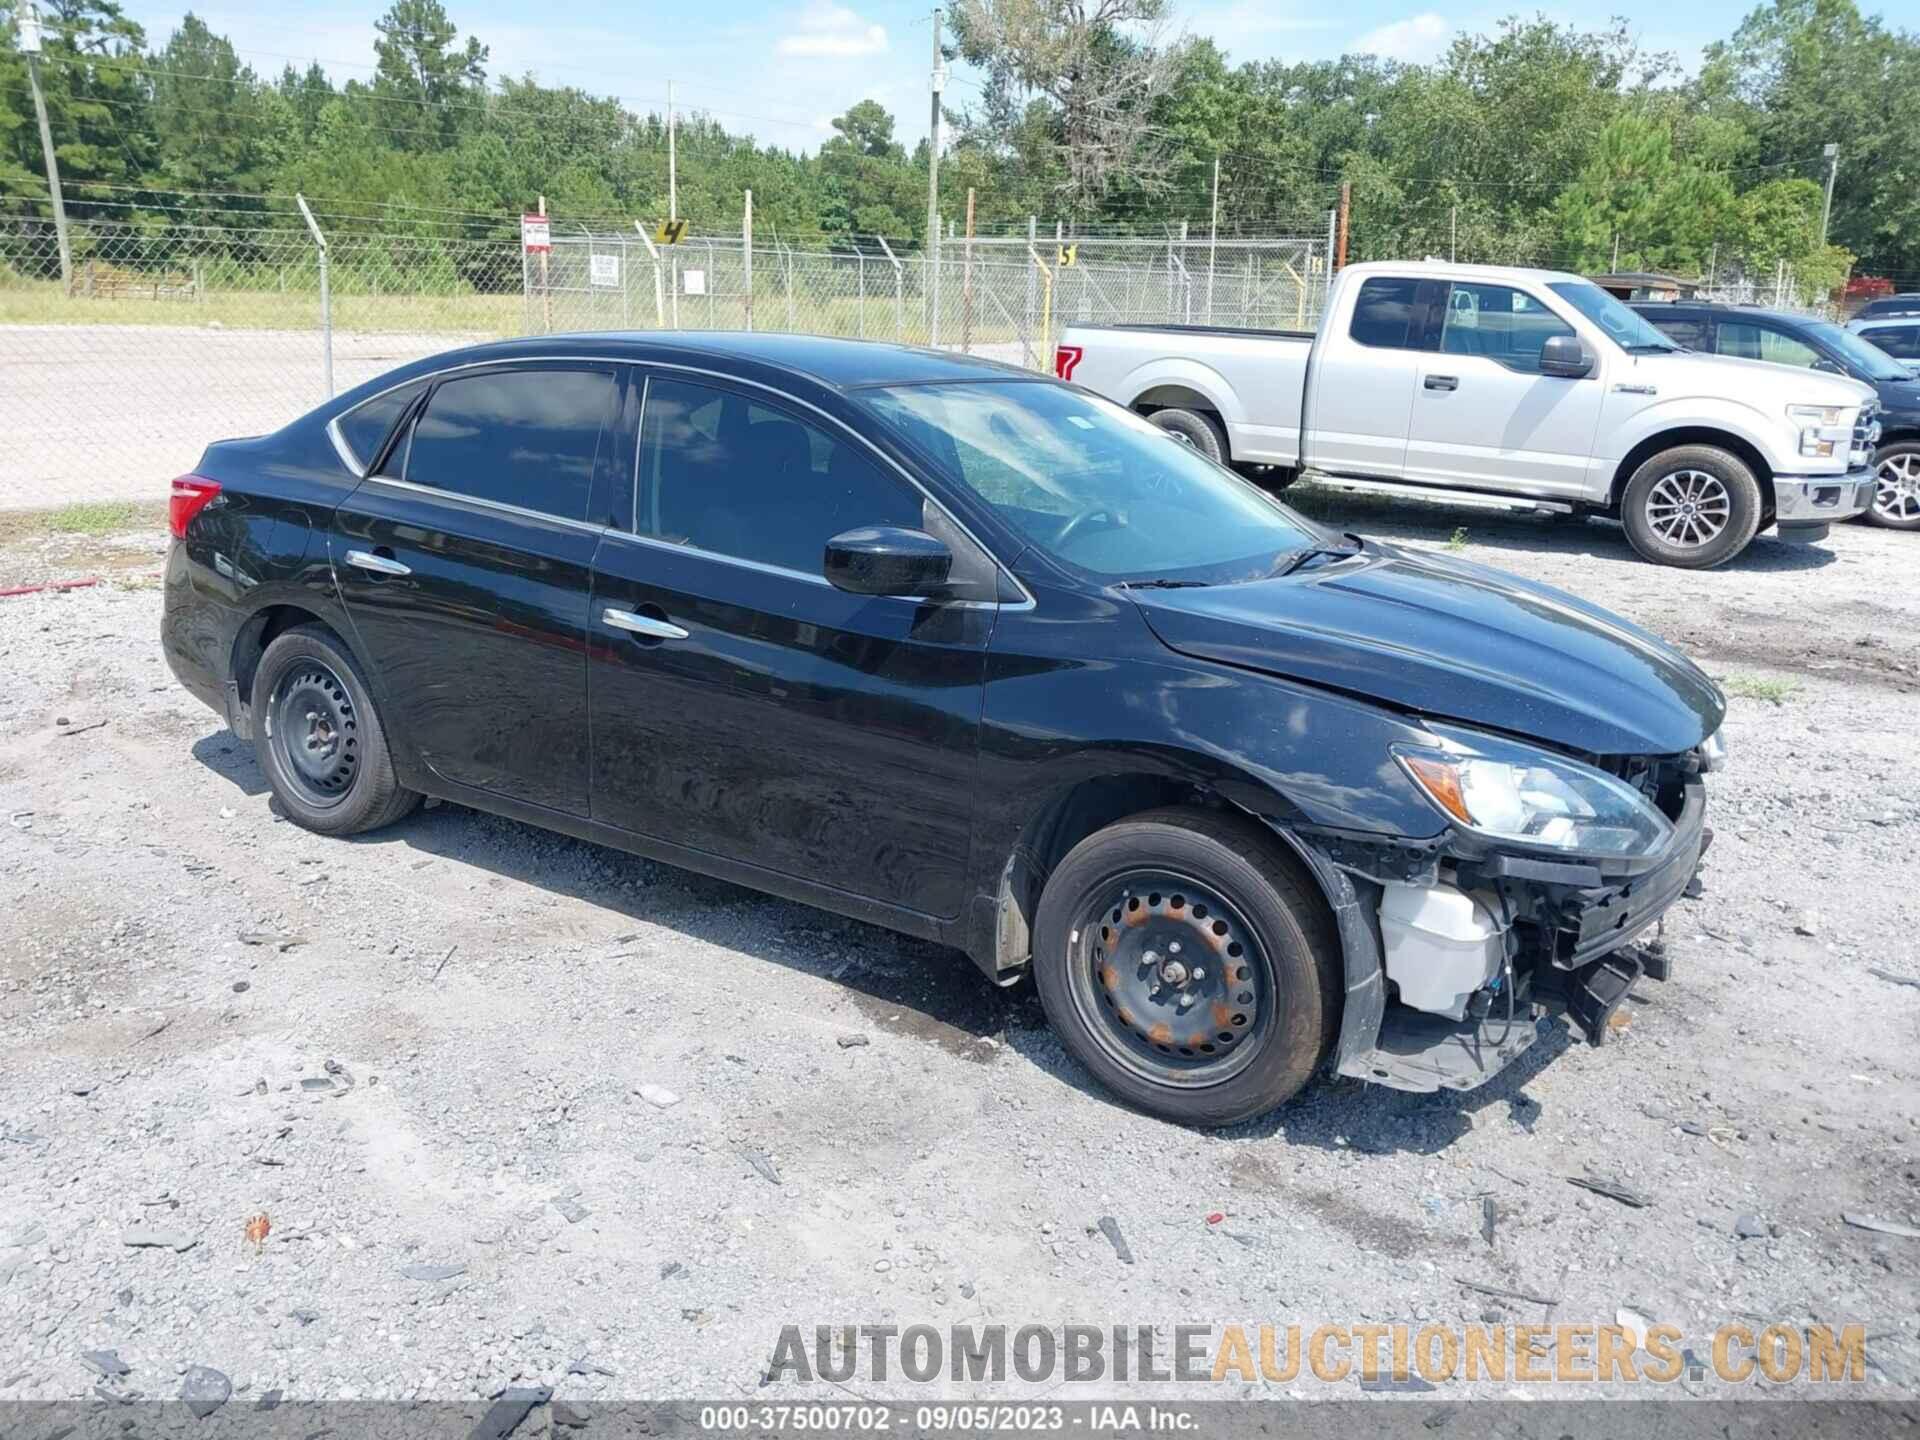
[1349,277,1423,348]
[334,382,424,471]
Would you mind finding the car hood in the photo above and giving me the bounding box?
[1635,350,1877,408]
[1131,542,1725,757]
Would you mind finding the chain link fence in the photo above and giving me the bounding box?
[0,207,1333,506]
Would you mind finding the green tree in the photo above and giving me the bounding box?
[1704,0,1920,276]
[372,0,488,150]
[0,0,156,219]
[149,14,271,217]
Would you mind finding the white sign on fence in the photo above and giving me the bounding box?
[521,214,551,253]
[682,268,707,296]
[589,254,620,288]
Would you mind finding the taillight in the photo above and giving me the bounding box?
[169,475,221,539]
[1054,344,1083,381]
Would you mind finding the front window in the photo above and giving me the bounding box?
[1547,281,1679,353]
[857,381,1323,585]
[1714,320,1822,369]
[1440,282,1576,373]
[1809,321,1913,379]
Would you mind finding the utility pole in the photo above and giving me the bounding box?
[20,3,72,294]
[1820,142,1839,247]
[667,81,678,223]
[1335,182,1351,270]
[926,8,944,346]
[1207,154,1220,323]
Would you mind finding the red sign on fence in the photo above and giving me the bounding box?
[521,214,551,254]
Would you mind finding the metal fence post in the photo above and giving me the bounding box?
[743,189,754,332]
[633,222,665,327]
[294,193,332,398]
[874,235,904,342]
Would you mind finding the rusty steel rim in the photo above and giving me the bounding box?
[1067,869,1273,1089]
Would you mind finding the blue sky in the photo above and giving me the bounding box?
[118,0,1770,152]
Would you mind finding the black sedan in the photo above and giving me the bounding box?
[162,333,1723,1126]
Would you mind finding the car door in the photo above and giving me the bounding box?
[1307,274,1442,478]
[587,373,996,918]
[330,362,624,817]
[1404,280,1606,496]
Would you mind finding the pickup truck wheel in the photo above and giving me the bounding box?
[1032,807,1339,1127]
[1621,446,1762,569]
[252,623,421,836]
[1869,444,1920,529]
[1149,407,1227,464]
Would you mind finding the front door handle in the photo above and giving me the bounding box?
[603,607,689,641]
[344,549,411,577]
[1424,374,1459,391]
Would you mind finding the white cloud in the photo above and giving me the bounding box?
[1351,11,1452,63]
[776,2,890,59]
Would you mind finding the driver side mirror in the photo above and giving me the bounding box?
[1540,334,1594,378]
[824,526,952,597]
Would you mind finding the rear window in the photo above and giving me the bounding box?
[335,382,424,470]
[1349,277,1422,349]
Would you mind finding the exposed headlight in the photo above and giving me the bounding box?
[1394,729,1675,859]
[1698,727,1728,773]
[1788,404,1850,459]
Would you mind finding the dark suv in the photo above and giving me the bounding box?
[1633,301,1920,530]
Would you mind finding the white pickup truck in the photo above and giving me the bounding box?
[1055,260,1880,568]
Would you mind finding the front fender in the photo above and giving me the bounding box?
[1602,392,1795,472]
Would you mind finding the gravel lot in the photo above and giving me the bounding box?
[1,493,1917,1413]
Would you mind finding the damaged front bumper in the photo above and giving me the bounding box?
[1277,777,1710,1095]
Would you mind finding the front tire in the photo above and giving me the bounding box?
[252,623,420,836]
[1148,407,1228,464]
[1620,445,1762,568]
[1031,808,1340,1127]
[1869,443,1920,530]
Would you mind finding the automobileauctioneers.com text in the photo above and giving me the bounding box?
[766,1320,1867,1387]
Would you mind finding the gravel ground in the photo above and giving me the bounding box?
[1,493,1917,1413]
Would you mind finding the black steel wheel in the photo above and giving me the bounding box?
[1032,807,1341,1127]
[1067,871,1272,1088]
[252,623,420,836]
[267,660,360,808]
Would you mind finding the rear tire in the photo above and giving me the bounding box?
[1620,445,1762,569]
[1148,407,1228,464]
[252,623,420,836]
[1031,807,1340,1127]
[1868,443,1920,530]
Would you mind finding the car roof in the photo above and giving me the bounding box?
[377,330,1040,392]
[1854,314,1920,329]
[1631,301,1825,329]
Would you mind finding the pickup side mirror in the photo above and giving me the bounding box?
[824,526,952,597]
[1540,335,1594,378]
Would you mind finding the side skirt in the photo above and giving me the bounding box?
[408,774,963,953]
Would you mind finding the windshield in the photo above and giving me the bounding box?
[1809,321,1913,381]
[858,381,1324,585]
[1547,281,1679,352]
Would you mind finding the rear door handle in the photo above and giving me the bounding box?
[603,607,689,641]
[1424,374,1459,391]
[344,549,411,577]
